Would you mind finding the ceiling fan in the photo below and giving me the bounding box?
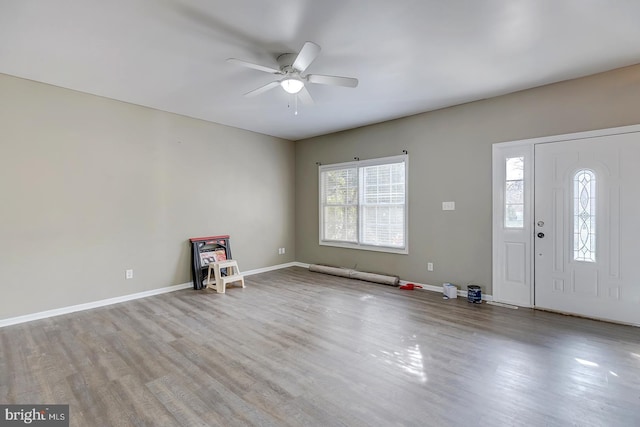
[227,41,358,104]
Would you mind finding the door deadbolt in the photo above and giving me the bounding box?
[537,232,545,238]
[537,221,544,227]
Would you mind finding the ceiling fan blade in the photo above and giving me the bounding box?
[227,58,281,74]
[244,81,280,97]
[292,41,321,73]
[307,74,358,88]
[297,86,314,105]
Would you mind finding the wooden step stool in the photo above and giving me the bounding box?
[205,259,245,293]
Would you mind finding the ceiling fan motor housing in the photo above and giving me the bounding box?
[277,53,299,73]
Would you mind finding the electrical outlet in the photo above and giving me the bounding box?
[281,247,285,255]
[427,262,434,271]
[442,201,455,211]
[125,269,133,279]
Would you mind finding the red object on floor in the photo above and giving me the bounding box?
[399,283,422,290]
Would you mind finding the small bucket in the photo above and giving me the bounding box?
[467,285,482,304]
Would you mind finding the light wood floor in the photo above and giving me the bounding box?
[2,267,639,426]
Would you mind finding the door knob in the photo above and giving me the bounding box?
[537,232,545,238]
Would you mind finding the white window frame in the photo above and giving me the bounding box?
[319,154,408,254]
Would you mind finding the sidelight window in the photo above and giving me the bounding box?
[505,156,524,228]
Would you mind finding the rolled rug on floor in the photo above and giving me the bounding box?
[308,264,400,286]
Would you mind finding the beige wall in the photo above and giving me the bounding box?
[295,64,640,294]
[3,62,640,320]
[0,73,295,320]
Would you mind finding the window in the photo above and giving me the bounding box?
[505,156,524,228]
[573,169,596,262]
[319,155,408,253]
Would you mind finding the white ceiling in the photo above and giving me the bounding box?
[1,0,640,141]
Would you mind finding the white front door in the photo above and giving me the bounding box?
[534,133,640,325]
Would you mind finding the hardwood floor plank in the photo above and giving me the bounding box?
[2,266,640,426]
[110,374,180,426]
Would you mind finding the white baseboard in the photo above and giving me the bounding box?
[292,261,311,268]
[1,261,311,328]
[1,262,491,328]
[399,279,493,302]
[297,264,492,301]
[296,264,493,301]
[243,261,307,276]
[0,282,193,328]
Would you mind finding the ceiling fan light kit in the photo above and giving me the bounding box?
[227,41,358,104]
[280,78,304,94]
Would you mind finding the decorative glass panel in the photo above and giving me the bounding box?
[506,157,524,180]
[506,180,524,204]
[573,169,596,262]
[505,157,524,228]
